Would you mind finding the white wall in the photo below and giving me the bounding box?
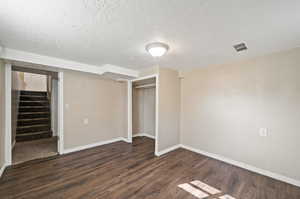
[132,87,156,137]
[180,47,300,181]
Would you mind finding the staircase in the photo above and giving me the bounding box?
[16,90,52,142]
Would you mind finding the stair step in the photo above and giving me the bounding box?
[20,101,49,106]
[18,106,50,113]
[18,112,50,119]
[17,131,51,137]
[20,95,47,98]
[19,106,49,108]
[18,118,50,126]
[20,96,48,101]
[19,111,50,115]
[20,90,47,96]
[18,117,50,121]
[16,131,52,142]
[17,124,51,134]
[17,124,49,129]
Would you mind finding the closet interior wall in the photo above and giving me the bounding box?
[132,78,156,139]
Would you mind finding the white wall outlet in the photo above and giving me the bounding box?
[83,118,89,125]
[65,104,70,109]
[259,128,268,137]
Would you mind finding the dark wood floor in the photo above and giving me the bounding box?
[0,137,299,199]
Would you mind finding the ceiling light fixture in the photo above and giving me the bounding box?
[146,42,169,57]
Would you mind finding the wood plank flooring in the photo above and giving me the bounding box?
[0,137,299,199]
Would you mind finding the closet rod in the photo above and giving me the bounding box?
[134,83,156,89]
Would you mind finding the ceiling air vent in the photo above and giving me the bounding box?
[233,43,248,52]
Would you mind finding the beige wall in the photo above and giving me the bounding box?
[0,60,5,169]
[157,67,181,152]
[23,73,47,91]
[63,70,127,149]
[180,47,300,181]
[132,87,155,136]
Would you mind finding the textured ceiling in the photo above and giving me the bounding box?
[1,0,300,70]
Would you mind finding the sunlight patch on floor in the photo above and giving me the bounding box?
[178,183,209,198]
[190,180,221,195]
[219,195,236,199]
[178,180,236,199]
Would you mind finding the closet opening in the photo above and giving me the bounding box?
[131,76,157,154]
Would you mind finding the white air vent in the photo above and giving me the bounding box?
[233,43,248,52]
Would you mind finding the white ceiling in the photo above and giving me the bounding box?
[1,0,300,71]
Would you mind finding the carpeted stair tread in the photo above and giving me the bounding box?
[20,90,48,96]
[17,131,52,137]
[16,131,52,142]
[19,101,49,106]
[19,107,50,113]
[18,111,50,115]
[20,96,48,101]
[19,106,50,108]
[18,117,50,121]
[17,124,50,129]
[18,118,50,126]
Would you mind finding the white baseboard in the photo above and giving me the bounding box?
[180,144,300,188]
[120,137,132,143]
[133,133,155,139]
[156,144,181,156]
[63,137,125,154]
[0,163,8,178]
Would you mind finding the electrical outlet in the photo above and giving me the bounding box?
[259,128,268,137]
[65,104,70,109]
[83,118,89,125]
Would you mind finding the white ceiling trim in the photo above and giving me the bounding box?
[0,48,139,77]
[100,64,139,77]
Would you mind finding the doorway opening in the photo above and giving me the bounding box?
[11,66,59,165]
[131,76,157,154]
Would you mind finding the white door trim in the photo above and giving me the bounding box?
[131,74,157,83]
[154,74,159,156]
[127,80,132,143]
[4,65,65,165]
[57,72,64,154]
[129,74,159,155]
[4,63,12,166]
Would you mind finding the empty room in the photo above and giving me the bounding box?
[0,1,299,199]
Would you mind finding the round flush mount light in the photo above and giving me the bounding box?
[146,42,169,57]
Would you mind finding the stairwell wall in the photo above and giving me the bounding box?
[11,71,26,147]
